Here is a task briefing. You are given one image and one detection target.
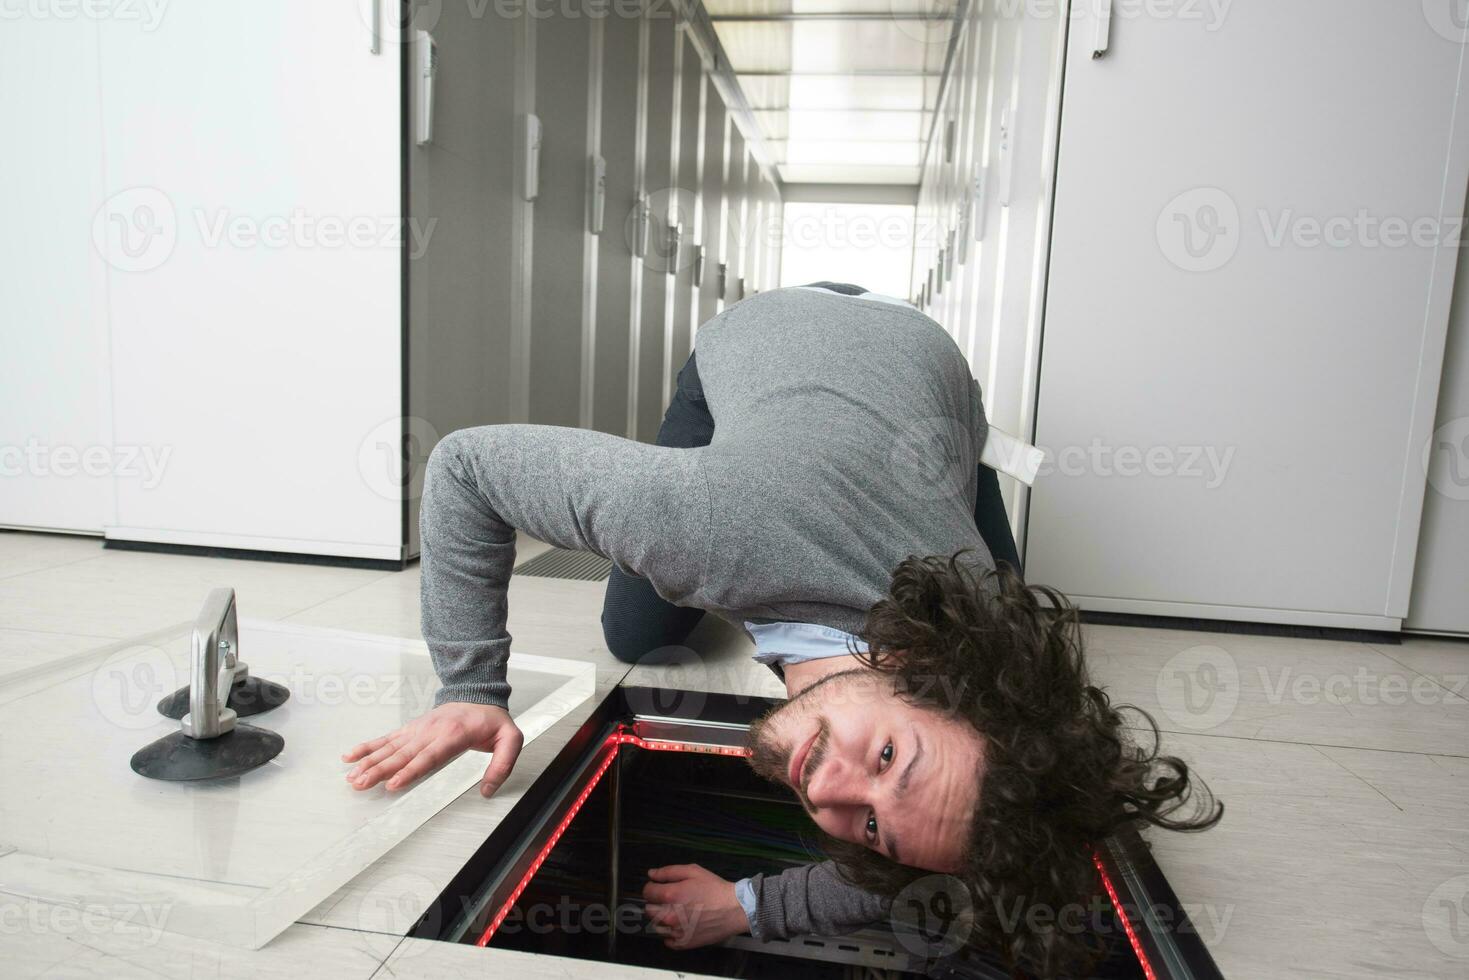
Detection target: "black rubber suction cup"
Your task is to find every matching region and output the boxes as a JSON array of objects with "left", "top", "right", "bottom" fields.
[
  {"left": 130, "top": 724, "right": 285, "bottom": 781},
  {"left": 157, "top": 675, "right": 291, "bottom": 720}
]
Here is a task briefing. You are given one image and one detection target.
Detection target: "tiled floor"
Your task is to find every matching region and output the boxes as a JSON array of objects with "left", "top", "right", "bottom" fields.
[{"left": 1, "top": 529, "right": 1466, "bottom": 979}]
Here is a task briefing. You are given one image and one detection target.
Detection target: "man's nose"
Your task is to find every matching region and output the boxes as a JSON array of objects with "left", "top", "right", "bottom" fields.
[{"left": 804, "top": 755, "right": 866, "bottom": 809}]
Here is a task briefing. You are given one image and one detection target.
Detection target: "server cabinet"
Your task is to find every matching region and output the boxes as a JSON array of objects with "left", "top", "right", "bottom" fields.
[
  {"left": 405, "top": 0, "right": 524, "bottom": 557},
  {"left": 528, "top": 11, "right": 601, "bottom": 429},
  {"left": 96, "top": 5, "right": 403, "bottom": 562},
  {"left": 697, "top": 96, "right": 729, "bottom": 326},
  {"left": 634, "top": 12, "right": 678, "bottom": 442},
  {"left": 667, "top": 31, "right": 705, "bottom": 397},
  {"left": 723, "top": 126, "right": 747, "bottom": 304},
  {"left": 591, "top": 7, "right": 644, "bottom": 438},
  {"left": 1027, "top": 4, "right": 1469, "bottom": 630},
  {"left": 1408, "top": 236, "right": 1469, "bottom": 634}
]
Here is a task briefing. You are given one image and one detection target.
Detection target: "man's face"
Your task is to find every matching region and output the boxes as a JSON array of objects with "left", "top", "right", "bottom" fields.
[{"left": 747, "top": 668, "right": 985, "bottom": 873}]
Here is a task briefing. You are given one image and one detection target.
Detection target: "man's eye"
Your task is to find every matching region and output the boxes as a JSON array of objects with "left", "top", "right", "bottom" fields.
[
  {"left": 879, "top": 741, "right": 894, "bottom": 770},
  {"left": 865, "top": 813, "right": 878, "bottom": 842}
]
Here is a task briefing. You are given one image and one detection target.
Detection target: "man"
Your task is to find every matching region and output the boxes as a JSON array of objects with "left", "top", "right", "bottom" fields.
[{"left": 343, "top": 283, "right": 1219, "bottom": 977}]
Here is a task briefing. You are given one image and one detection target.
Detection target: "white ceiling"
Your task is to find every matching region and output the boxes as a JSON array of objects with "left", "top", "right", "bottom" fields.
[{"left": 705, "top": 0, "right": 957, "bottom": 185}]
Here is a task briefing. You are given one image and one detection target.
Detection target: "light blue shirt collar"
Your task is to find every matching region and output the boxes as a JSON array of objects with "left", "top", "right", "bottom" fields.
[{"left": 744, "top": 620, "right": 869, "bottom": 666}]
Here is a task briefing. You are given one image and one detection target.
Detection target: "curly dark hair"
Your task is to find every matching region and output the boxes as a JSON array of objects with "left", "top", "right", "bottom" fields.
[{"left": 821, "top": 551, "right": 1222, "bottom": 978}]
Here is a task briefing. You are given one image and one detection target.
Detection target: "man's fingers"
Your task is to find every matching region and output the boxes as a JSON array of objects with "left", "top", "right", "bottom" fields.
[
  {"left": 478, "top": 726, "right": 524, "bottom": 798},
  {"left": 342, "top": 732, "right": 395, "bottom": 764},
  {"left": 646, "top": 864, "right": 700, "bottom": 882},
  {"left": 346, "top": 733, "right": 409, "bottom": 777},
  {"left": 384, "top": 739, "right": 458, "bottom": 792},
  {"left": 352, "top": 738, "right": 423, "bottom": 789},
  {"left": 642, "top": 882, "right": 672, "bottom": 904}
]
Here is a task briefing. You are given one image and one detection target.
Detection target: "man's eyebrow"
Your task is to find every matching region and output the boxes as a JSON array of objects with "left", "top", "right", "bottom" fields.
[
  {"left": 896, "top": 729, "right": 922, "bottom": 799},
  {"left": 884, "top": 730, "right": 923, "bottom": 864}
]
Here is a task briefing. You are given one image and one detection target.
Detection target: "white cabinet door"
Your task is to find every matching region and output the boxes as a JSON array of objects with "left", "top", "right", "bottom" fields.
[
  {"left": 94, "top": 4, "right": 403, "bottom": 560},
  {"left": 1028, "top": 2, "right": 1469, "bottom": 629},
  {"left": 1409, "top": 237, "right": 1469, "bottom": 634},
  {"left": 0, "top": 18, "right": 110, "bottom": 533}
]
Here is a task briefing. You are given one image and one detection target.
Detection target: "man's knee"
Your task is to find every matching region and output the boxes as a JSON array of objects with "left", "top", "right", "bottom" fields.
[{"left": 601, "top": 607, "right": 659, "bottom": 664}]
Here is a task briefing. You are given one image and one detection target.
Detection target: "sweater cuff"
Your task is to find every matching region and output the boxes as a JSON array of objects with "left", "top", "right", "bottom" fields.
[
  {"left": 433, "top": 680, "right": 511, "bottom": 711},
  {"left": 746, "top": 872, "right": 788, "bottom": 942}
]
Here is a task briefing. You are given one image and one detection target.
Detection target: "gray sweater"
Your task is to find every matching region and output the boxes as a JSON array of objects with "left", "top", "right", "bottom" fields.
[{"left": 420, "top": 286, "right": 994, "bottom": 940}]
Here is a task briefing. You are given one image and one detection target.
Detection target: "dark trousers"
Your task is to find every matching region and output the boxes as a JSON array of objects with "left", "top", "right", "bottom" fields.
[{"left": 600, "top": 295, "right": 1024, "bottom": 664}]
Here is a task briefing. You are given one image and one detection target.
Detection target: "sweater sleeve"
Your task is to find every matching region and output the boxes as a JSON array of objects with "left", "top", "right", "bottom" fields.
[
  {"left": 420, "top": 424, "right": 710, "bottom": 708},
  {"left": 746, "top": 861, "right": 891, "bottom": 941}
]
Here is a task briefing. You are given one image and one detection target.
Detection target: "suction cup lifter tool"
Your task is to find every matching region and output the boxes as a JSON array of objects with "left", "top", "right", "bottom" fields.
[
  {"left": 155, "top": 588, "right": 290, "bottom": 721},
  {"left": 130, "top": 588, "right": 288, "bottom": 781}
]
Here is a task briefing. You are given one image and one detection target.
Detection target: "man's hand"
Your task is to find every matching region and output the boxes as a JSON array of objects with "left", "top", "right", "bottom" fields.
[
  {"left": 342, "top": 702, "right": 524, "bottom": 797},
  {"left": 642, "top": 864, "right": 750, "bottom": 949}
]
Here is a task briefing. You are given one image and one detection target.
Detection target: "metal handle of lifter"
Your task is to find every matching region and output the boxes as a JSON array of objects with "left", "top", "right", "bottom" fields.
[{"left": 181, "top": 587, "right": 241, "bottom": 739}]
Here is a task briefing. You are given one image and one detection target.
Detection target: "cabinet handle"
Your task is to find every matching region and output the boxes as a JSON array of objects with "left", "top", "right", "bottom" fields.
[
  {"left": 1092, "top": 0, "right": 1112, "bottom": 58},
  {"left": 368, "top": 0, "right": 381, "bottom": 55}
]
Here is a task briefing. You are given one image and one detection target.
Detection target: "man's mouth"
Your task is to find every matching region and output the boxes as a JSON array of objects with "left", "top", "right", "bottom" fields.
[{"left": 787, "top": 728, "right": 818, "bottom": 791}]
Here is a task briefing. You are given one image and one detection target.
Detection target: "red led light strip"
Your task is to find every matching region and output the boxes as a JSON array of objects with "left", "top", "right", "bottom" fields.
[
  {"left": 1093, "top": 852, "right": 1158, "bottom": 980},
  {"left": 475, "top": 730, "right": 751, "bottom": 947}
]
